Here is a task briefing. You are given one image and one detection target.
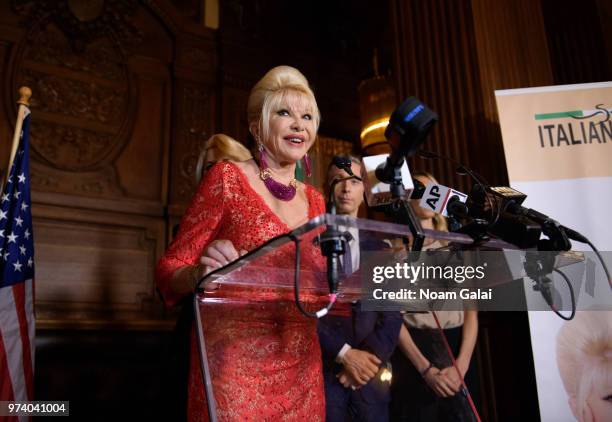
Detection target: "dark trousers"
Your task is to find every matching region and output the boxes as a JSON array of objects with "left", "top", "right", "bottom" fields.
[{"left": 324, "top": 370, "right": 390, "bottom": 422}]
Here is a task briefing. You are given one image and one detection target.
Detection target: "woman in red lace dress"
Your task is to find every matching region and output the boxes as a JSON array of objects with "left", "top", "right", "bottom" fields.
[{"left": 156, "top": 66, "right": 327, "bottom": 421}]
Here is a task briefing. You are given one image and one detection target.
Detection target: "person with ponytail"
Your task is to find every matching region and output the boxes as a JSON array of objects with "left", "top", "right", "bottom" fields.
[{"left": 390, "top": 171, "right": 480, "bottom": 422}]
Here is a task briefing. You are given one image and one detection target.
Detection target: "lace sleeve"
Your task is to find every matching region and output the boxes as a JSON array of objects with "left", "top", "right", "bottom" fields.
[{"left": 156, "top": 162, "right": 227, "bottom": 307}]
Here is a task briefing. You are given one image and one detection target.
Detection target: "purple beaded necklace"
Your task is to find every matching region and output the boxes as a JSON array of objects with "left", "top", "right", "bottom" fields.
[{"left": 258, "top": 145, "right": 297, "bottom": 201}]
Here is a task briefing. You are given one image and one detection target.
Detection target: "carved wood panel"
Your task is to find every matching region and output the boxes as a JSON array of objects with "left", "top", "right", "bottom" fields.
[
  {"left": 4, "top": 1, "right": 178, "bottom": 204},
  {"left": 168, "top": 80, "right": 216, "bottom": 213},
  {"left": 220, "top": 83, "right": 251, "bottom": 148},
  {"left": 9, "top": 21, "right": 135, "bottom": 197},
  {"left": 0, "top": 1, "right": 215, "bottom": 328},
  {"left": 33, "top": 204, "right": 166, "bottom": 327}
]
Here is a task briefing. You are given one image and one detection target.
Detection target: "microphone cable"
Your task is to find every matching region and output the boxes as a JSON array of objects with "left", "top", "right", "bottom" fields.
[
  {"left": 431, "top": 310, "right": 482, "bottom": 422},
  {"left": 290, "top": 234, "right": 337, "bottom": 319},
  {"left": 421, "top": 150, "right": 611, "bottom": 292},
  {"left": 547, "top": 268, "right": 576, "bottom": 321},
  {"left": 584, "top": 239, "right": 612, "bottom": 291}
]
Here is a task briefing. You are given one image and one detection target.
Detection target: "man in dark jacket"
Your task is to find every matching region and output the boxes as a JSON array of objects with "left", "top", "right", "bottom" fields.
[{"left": 318, "top": 155, "right": 403, "bottom": 422}]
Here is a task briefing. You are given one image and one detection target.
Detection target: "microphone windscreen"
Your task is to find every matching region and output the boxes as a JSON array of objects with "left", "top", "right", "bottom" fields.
[{"left": 384, "top": 97, "right": 438, "bottom": 157}]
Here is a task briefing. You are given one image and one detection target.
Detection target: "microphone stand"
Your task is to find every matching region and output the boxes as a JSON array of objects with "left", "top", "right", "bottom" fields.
[
  {"left": 378, "top": 163, "right": 425, "bottom": 252},
  {"left": 524, "top": 220, "right": 576, "bottom": 320}
]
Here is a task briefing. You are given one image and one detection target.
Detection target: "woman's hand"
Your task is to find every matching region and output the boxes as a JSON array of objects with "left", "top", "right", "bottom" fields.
[
  {"left": 423, "top": 367, "right": 461, "bottom": 398},
  {"left": 200, "top": 240, "right": 248, "bottom": 273},
  {"left": 190, "top": 240, "right": 247, "bottom": 292},
  {"left": 438, "top": 366, "right": 463, "bottom": 391}
]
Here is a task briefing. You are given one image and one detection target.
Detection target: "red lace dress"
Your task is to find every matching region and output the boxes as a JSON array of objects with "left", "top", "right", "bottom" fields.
[{"left": 156, "top": 161, "right": 327, "bottom": 421}]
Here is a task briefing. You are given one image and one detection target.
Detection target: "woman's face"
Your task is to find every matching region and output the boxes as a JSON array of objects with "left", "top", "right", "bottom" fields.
[
  {"left": 410, "top": 175, "right": 436, "bottom": 220},
  {"left": 261, "top": 92, "right": 316, "bottom": 165},
  {"left": 582, "top": 372, "right": 612, "bottom": 422}
]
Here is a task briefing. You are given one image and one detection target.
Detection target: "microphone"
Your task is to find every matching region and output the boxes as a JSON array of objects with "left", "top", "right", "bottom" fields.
[
  {"left": 375, "top": 97, "right": 438, "bottom": 184},
  {"left": 460, "top": 184, "right": 584, "bottom": 249},
  {"left": 320, "top": 156, "right": 359, "bottom": 294},
  {"left": 505, "top": 201, "right": 588, "bottom": 244},
  {"left": 409, "top": 178, "right": 426, "bottom": 199},
  {"left": 327, "top": 156, "right": 362, "bottom": 213},
  {"left": 481, "top": 185, "right": 586, "bottom": 244},
  {"left": 360, "top": 97, "right": 438, "bottom": 251},
  {"left": 332, "top": 156, "right": 356, "bottom": 178}
]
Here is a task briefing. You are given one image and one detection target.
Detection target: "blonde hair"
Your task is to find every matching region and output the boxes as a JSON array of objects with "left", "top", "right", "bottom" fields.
[
  {"left": 247, "top": 66, "right": 320, "bottom": 143},
  {"left": 412, "top": 171, "right": 449, "bottom": 232},
  {"left": 557, "top": 310, "right": 612, "bottom": 420},
  {"left": 195, "top": 134, "right": 252, "bottom": 184}
]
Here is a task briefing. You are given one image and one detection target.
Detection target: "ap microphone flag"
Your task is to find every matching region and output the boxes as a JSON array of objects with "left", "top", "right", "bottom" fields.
[{"left": 419, "top": 182, "right": 468, "bottom": 217}]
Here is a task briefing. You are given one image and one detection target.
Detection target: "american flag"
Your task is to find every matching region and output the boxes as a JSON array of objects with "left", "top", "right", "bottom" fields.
[{"left": 0, "top": 107, "right": 35, "bottom": 405}]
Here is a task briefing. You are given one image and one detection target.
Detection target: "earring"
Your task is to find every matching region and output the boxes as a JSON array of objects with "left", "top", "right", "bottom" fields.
[
  {"left": 258, "top": 143, "right": 268, "bottom": 169},
  {"left": 303, "top": 153, "right": 312, "bottom": 177}
]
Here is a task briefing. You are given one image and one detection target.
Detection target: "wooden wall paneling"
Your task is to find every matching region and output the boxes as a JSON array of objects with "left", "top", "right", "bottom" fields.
[
  {"left": 596, "top": 0, "right": 612, "bottom": 74},
  {"left": 2, "top": 2, "right": 175, "bottom": 208},
  {"left": 541, "top": 0, "right": 611, "bottom": 85},
  {"left": 220, "top": 84, "right": 250, "bottom": 147},
  {"left": 146, "top": 0, "right": 215, "bottom": 39},
  {"left": 216, "top": 0, "right": 365, "bottom": 149},
  {"left": 471, "top": 0, "right": 554, "bottom": 186},
  {"left": 219, "top": 69, "right": 254, "bottom": 148},
  {"left": 0, "top": 1, "right": 220, "bottom": 327},
  {"left": 33, "top": 202, "right": 167, "bottom": 329},
  {"left": 119, "top": 55, "right": 172, "bottom": 204},
  {"left": 113, "top": 3, "right": 174, "bottom": 206},
  {"left": 166, "top": 78, "right": 217, "bottom": 217},
  {"left": 308, "top": 61, "right": 362, "bottom": 143},
  {"left": 31, "top": 190, "right": 164, "bottom": 217},
  {"left": 391, "top": 0, "right": 488, "bottom": 192},
  {"left": 0, "top": 5, "right": 25, "bottom": 169},
  {"left": 390, "top": 1, "right": 554, "bottom": 420},
  {"left": 12, "top": 21, "right": 135, "bottom": 198},
  {"left": 0, "top": 34, "right": 19, "bottom": 171},
  {"left": 217, "top": 7, "right": 270, "bottom": 146},
  {"left": 168, "top": 32, "right": 217, "bottom": 219},
  {"left": 143, "top": 2, "right": 219, "bottom": 241}
]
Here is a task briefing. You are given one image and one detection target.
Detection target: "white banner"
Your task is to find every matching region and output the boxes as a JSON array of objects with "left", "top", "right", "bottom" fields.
[{"left": 495, "top": 82, "right": 612, "bottom": 422}]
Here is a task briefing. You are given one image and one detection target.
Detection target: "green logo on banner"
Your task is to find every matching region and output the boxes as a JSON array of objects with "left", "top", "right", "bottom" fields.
[{"left": 535, "top": 104, "right": 612, "bottom": 148}]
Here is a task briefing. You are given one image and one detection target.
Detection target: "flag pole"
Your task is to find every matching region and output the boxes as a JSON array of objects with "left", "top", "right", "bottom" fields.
[{"left": 1, "top": 86, "right": 31, "bottom": 191}]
